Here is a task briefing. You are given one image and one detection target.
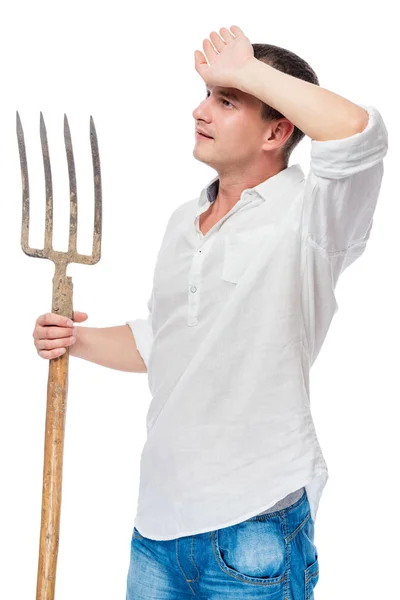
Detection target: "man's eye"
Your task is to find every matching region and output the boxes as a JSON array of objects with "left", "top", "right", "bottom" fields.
[{"left": 205, "top": 91, "right": 232, "bottom": 106}]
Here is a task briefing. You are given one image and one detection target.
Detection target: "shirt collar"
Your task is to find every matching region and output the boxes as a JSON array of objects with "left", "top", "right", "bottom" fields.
[{"left": 198, "top": 163, "right": 305, "bottom": 207}]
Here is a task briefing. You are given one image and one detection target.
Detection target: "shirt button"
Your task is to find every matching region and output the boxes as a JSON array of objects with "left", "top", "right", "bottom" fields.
[{"left": 190, "top": 285, "right": 197, "bottom": 293}]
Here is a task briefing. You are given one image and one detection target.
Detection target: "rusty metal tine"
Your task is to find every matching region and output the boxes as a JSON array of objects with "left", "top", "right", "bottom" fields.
[
  {"left": 89, "top": 116, "right": 102, "bottom": 264},
  {"left": 16, "top": 112, "right": 47, "bottom": 259},
  {"left": 63, "top": 114, "right": 78, "bottom": 255},
  {"left": 16, "top": 111, "right": 30, "bottom": 255},
  {"left": 39, "top": 112, "right": 54, "bottom": 254}
]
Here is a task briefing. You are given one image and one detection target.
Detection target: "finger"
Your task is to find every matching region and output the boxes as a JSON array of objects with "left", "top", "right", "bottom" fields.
[
  {"left": 36, "top": 335, "right": 76, "bottom": 353},
  {"left": 229, "top": 25, "right": 245, "bottom": 37},
  {"left": 219, "top": 27, "right": 235, "bottom": 42},
  {"left": 72, "top": 311, "right": 88, "bottom": 322},
  {"left": 203, "top": 38, "right": 218, "bottom": 62},
  {"left": 37, "top": 312, "right": 74, "bottom": 329},
  {"left": 194, "top": 49, "right": 207, "bottom": 73},
  {"left": 209, "top": 31, "right": 226, "bottom": 52},
  {"left": 37, "top": 325, "right": 75, "bottom": 340},
  {"left": 38, "top": 347, "right": 67, "bottom": 360}
]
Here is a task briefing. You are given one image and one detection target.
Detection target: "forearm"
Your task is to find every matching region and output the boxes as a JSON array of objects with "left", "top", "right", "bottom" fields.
[
  {"left": 238, "top": 58, "right": 369, "bottom": 141},
  {"left": 70, "top": 324, "right": 147, "bottom": 373}
]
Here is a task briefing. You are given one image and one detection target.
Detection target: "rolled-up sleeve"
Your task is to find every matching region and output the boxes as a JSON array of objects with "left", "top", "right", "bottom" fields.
[
  {"left": 126, "top": 291, "right": 153, "bottom": 369},
  {"left": 303, "top": 104, "right": 389, "bottom": 273}
]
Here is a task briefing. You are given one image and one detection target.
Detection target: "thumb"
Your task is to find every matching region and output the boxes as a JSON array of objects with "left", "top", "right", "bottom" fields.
[
  {"left": 72, "top": 311, "right": 88, "bottom": 323},
  {"left": 194, "top": 50, "right": 206, "bottom": 75}
]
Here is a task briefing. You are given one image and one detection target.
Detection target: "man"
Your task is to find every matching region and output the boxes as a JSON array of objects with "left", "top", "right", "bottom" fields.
[{"left": 33, "top": 25, "right": 388, "bottom": 599}]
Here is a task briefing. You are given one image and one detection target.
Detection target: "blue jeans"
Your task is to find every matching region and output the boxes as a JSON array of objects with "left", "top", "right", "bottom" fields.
[{"left": 126, "top": 489, "right": 319, "bottom": 599}]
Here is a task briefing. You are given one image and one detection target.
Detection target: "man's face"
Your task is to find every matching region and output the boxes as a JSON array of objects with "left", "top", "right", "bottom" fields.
[{"left": 192, "top": 84, "right": 270, "bottom": 170}]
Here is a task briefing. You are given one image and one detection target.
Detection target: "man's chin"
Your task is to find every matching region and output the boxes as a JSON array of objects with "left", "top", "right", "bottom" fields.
[{"left": 192, "top": 147, "right": 213, "bottom": 165}]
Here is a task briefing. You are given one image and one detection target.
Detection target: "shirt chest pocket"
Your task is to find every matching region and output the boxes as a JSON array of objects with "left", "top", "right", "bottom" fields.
[{"left": 221, "top": 224, "right": 276, "bottom": 284}]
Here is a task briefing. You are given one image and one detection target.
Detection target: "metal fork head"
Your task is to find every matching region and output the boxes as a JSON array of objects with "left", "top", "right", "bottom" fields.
[{"left": 16, "top": 111, "right": 102, "bottom": 275}]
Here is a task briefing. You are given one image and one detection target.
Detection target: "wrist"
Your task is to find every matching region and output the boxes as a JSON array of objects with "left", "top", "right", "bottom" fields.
[
  {"left": 236, "top": 57, "right": 264, "bottom": 95},
  {"left": 70, "top": 325, "right": 82, "bottom": 357}
]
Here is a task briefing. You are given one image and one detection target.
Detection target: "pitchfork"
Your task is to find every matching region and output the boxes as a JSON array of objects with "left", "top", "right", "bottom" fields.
[{"left": 16, "top": 111, "right": 102, "bottom": 600}]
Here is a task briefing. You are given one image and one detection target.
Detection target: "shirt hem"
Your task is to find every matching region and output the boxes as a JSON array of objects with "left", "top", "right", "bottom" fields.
[{"left": 134, "top": 467, "right": 328, "bottom": 541}]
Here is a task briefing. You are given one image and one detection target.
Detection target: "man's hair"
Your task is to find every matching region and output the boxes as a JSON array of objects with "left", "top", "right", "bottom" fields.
[{"left": 252, "top": 43, "right": 319, "bottom": 166}]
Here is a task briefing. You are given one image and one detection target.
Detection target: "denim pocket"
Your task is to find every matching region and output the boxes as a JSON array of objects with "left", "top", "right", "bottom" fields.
[
  {"left": 301, "top": 512, "right": 319, "bottom": 599},
  {"left": 212, "top": 514, "right": 287, "bottom": 586},
  {"left": 304, "top": 554, "right": 319, "bottom": 599}
]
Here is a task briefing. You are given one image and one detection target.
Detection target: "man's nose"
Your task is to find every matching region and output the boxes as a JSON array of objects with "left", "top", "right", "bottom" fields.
[{"left": 192, "top": 98, "right": 210, "bottom": 121}]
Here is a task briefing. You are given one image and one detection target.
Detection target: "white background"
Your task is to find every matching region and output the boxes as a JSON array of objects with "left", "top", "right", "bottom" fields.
[{"left": 0, "top": 1, "right": 397, "bottom": 598}]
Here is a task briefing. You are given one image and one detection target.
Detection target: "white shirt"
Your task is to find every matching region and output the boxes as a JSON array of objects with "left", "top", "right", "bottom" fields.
[{"left": 127, "top": 103, "right": 388, "bottom": 541}]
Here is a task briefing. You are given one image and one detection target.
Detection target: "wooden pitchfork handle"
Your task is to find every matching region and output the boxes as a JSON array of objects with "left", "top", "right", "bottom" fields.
[{"left": 16, "top": 111, "right": 102, "bottom": 600}]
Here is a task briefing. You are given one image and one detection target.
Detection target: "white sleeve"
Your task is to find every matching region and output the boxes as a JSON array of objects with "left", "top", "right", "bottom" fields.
[
  {"left": 303, "top": 103, "right": 389, "bottom": 284},
  {"left": 126, "top": 291, "right": 154, "bottom": 369}
]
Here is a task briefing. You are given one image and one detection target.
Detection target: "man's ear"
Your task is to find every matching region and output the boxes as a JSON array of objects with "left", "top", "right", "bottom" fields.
[{"left": 261, "top": 118, "right": 294, "bottom": 152}]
